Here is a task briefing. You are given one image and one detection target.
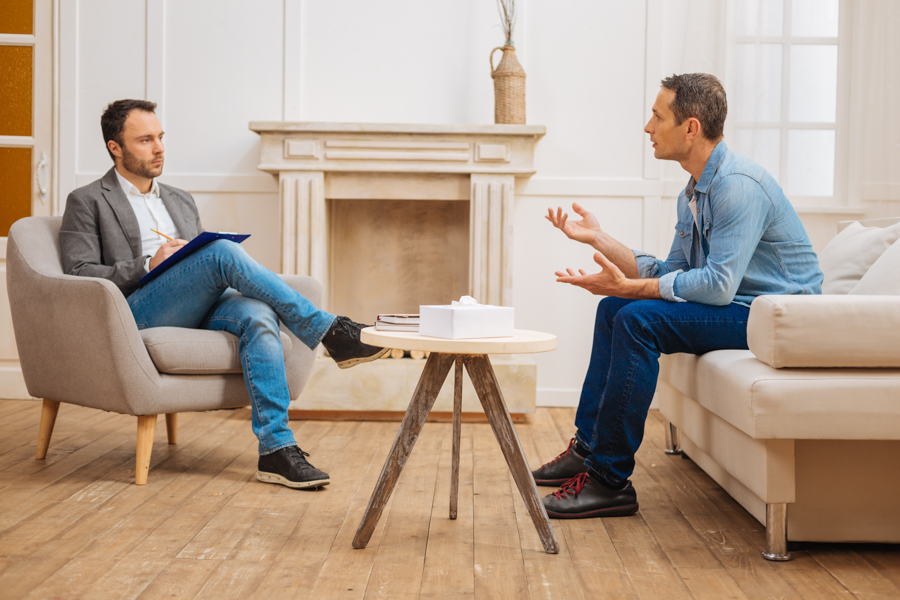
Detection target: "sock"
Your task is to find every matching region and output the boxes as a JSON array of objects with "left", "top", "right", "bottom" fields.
[
  {"left": 587, "top": 466, "right": 627, "bottom": 490},
  {"left": 574, "top": 441, "right": 591, "bottom": 458}
]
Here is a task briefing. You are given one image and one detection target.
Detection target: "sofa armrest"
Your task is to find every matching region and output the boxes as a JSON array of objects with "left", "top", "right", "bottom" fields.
[{"left": 747, "top": 295, "right": 900, "bottom": 368}]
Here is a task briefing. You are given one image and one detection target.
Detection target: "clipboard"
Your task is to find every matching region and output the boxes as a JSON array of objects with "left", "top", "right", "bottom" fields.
[{"left": 139, "top": 231, "right": 251, "bottom": 284}]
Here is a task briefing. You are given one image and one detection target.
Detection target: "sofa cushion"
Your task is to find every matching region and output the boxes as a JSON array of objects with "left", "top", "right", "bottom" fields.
[
  {"left": 141, "top": 327, "right": 292, "bottom": 374},
  {"left": 659, "top": 351, "right": 900, "bottom": 440},
  {"left": 818, "top": 220, "right": 900, "bottom": 294},
  {"left": 850, "top": 238, "right": 900, "bottom": 295}
]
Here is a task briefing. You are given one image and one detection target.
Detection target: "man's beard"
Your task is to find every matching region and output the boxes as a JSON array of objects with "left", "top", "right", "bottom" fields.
[{"left": 121, "top": 145, "right": 163, "bottom": 179}]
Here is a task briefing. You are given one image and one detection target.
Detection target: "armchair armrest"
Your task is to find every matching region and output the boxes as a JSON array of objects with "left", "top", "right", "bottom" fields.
[
  {"left": 277, "top": 274, "right": 324, "bottom": 399},
  {"left": 9, "top": 271, "right": 161, "bottom": 410},
  {"left": 747, "top": 295, "right": 900, "bottom": 368}
]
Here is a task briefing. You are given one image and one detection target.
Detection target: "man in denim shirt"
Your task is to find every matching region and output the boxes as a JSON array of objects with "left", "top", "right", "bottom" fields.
[{"left": 532, "top": 73, "right": 823, "bottom": 519}]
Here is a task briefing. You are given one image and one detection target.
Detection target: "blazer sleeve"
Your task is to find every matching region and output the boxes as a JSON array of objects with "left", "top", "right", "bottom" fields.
[{"left": 59, "top": 190, "right": 147, "bottom": 294}]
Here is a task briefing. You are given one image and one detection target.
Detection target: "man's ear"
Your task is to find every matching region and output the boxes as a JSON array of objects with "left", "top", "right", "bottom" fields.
[
  {"left": 685, "top": 117, "right": 703, "bottom": 142},
  {"left": 107, "top": 139, "right": 122, "bottom": 160}
]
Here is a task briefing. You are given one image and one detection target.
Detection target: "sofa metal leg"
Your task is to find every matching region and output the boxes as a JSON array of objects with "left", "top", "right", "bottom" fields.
[
  {"left": 664, "top": 421, "right": 682, "bottom": 455},
  {"left": 762, "top": 503, "right": 792, "bottom": 561}
]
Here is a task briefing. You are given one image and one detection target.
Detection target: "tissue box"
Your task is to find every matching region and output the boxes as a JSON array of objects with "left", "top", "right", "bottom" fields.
[{"left": 419, "top": 304, "right": 515, "bottom": 339}]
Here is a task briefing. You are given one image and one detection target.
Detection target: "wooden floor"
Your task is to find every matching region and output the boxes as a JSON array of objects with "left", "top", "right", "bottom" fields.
[{"left": 0, "top": 401, "right": 899, "bottom": 600}]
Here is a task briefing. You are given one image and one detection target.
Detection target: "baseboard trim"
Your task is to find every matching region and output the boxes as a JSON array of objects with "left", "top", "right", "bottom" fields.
[{"left": 288, "top": 409, "right": 526, "bottom": 423}]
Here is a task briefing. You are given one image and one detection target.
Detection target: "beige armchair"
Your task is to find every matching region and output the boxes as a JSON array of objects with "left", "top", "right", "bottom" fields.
[{"left": 6, "top": 216, "right": 320, "bottom": 484}]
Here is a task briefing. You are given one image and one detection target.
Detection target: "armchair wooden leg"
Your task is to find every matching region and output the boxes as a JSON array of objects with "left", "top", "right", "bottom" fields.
[
  {"left": 36, "top": 399, "right": 60, "bottom": 460},
  {"left": 135, "top": 415, "right": 158, "bottom": 485},
  {"left": 165, "top": 413, "right": 177, "bottom": 444}
]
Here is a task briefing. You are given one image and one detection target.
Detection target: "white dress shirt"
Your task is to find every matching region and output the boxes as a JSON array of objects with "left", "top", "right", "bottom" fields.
[{"left": 115, "top": 169, "right": 181, "bottom": 272}]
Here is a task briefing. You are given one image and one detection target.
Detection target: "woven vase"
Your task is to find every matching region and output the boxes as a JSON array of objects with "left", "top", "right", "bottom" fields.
[{"left": 491, "top": 44, "right": 526, "bottom": 124}]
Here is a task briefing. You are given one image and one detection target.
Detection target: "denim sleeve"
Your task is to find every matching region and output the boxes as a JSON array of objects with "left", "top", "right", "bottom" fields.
[
  {"left": 632, "top": 221, "right": 690, "bottom": 279},
  {"left": 671, "top": 175, "right": 771, "bottom": 306}
]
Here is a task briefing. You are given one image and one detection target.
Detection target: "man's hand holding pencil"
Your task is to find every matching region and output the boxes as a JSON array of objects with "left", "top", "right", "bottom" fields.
[{"left": 149, "top": 228, "right": 188, "bottom": 271}]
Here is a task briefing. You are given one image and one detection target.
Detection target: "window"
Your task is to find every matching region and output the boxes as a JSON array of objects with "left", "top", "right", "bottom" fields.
[{"left": 729, "top": 0, "right": 847, "bottom": 207}]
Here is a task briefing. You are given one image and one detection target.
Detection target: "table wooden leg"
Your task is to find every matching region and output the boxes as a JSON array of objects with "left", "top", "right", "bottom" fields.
[
  {"left": 353, "top": 352, "right": 456, "bottom": 549},
  {"left": 450, "top": 358, "right": 463, "bottom": 520},
  {"left": 464, "top": 354, "right": 559, "bottom": 554}
]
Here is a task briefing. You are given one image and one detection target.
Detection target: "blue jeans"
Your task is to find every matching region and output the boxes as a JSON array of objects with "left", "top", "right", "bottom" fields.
[
  {"left": 127, "top": 240, "right": 336, "bottom": 455},
  {"left": 574, "top": 297, "right": 750, "bottom": 484}
]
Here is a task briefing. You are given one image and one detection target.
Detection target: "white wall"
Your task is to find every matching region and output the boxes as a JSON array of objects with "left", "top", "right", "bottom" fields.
[{"left": 55, "top": 0, "right": 899, "bottom": 407}]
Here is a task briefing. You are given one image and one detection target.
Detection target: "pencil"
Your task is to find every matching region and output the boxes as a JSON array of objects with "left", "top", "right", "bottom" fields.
[{"left": 151, "top": 228, "right": 174, "bottom": 241}]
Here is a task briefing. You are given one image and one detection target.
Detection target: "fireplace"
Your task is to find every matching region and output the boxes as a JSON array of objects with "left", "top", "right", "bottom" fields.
[{"left": 250, "top": 122, "right": 545, "bottom": 418}]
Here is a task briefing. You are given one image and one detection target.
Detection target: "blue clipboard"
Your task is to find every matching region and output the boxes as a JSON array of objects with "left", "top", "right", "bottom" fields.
[{"left": 139, "top": 231, "right": 251, "bottom": 284}]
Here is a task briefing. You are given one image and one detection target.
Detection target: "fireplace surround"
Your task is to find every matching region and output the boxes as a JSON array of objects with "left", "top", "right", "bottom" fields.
[{"left": 250, "top": 122, "right": 545, "bottom": 418}]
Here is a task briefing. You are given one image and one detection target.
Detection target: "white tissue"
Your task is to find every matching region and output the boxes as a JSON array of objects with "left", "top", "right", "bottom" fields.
[{"left": 451, "top": 295, "right": 479, "bottom": 306}]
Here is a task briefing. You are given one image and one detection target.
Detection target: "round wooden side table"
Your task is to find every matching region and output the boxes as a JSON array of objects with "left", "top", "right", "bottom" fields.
[{"left": 352, "top": 328, "right": 560, "bottom": 554}]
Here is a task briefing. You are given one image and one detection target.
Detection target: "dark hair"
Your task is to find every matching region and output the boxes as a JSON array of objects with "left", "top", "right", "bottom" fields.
[
  {"left": 660, "top": 73, "right": 727, "bottom": 141},
  {"left": 101, "top": 99, "right": 157, "bottom": 161}
]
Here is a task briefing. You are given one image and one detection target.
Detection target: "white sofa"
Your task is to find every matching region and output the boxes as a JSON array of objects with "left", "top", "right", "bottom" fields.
[{"left": 657, "top": 217, "right": 900, "bottom": 561}]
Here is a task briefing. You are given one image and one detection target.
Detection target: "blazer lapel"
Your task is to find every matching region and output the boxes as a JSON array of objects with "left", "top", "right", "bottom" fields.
[
  {"left": 159, "top": 185, "right": 195, "bottom": 240},
  {"left": 100, "top": 167, "right": 142, "bottom": 259}
]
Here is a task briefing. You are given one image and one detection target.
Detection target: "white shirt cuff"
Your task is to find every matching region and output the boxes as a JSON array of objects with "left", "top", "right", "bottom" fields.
[{"left": 144, "top": 256, "right": 152, "bottom": 273}]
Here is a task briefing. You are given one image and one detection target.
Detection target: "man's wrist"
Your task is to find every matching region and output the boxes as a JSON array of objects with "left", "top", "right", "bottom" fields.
[{"left": 623, "top": 277, "right": 662, "bottom": 300}]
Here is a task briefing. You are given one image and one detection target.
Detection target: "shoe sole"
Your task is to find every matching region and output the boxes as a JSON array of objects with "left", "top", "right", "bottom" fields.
[
  {"left": 335, "top": 347, "right": 391, "bottom": 369},
  {"left": 256, "top": 471, "right": 331, "bottom": 489},
  {"left": 546, "top": 503, "right": 639, "bottom": 519}
]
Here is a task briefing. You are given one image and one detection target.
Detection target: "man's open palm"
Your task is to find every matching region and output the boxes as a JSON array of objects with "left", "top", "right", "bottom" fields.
[{"left": 545, "top": 202, "right": 602, "bottom": 246}]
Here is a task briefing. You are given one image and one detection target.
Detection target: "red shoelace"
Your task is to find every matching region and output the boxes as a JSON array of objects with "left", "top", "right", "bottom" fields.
[
  {"left": 552, "top": 472, "right": 591, "bottom": 500},
  {"left": 540, "top": 437, "right": 577, "bottom": 469}
]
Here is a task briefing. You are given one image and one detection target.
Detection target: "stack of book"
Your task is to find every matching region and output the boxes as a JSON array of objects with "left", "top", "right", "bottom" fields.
[{"left": 375, "top": 314, "right": 420, "bottom": 332}]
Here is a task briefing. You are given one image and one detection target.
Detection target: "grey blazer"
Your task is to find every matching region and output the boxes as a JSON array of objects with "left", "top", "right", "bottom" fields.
[{"left": 60, "top": 167, "right": 203, "bottom": 297}]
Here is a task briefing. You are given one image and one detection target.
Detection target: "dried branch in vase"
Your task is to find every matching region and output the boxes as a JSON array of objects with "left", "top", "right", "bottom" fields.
[{"left": 496, "top": 0, "right": 516, "bottom": 44}]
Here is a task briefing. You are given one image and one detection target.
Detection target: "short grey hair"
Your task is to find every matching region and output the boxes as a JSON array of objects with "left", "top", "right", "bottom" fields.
[{"left": 660, "top": 73, "right": 727, "bottom": 141}]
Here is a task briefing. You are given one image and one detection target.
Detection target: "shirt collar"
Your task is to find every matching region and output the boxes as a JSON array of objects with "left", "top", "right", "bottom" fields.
[
  {"left": 692, "top": 140, "right": 728, "bottom": 195},
  {"left": 115, "top": 168, "right": 159, "bottom": 198}
]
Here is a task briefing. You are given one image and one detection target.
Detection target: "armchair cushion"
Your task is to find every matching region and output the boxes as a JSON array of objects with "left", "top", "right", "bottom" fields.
[
  {"left": 141, "top": 327, "right": 292, "bottom": 374},
  {"left": 747, "top": 295, "right": 900, "bottom": 368}
]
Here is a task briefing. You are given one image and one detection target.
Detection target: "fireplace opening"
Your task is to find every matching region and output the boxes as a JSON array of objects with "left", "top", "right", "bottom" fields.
[{"left": 328, "top": 199, "right": 470, "bottom": 325}]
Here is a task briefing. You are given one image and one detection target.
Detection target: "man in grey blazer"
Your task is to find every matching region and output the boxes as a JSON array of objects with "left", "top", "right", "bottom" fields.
[{"left": 60, "top": 99, "right": 388, "bottom": 489}]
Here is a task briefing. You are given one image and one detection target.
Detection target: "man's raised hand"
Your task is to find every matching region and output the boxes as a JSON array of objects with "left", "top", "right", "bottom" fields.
[
  {"left": 545, "top": 202, "right": 603, "bottom": 246},
  {"left": 149, "top": 238, "right": 188, "bottom": 271},
  {"left": 554, "top": 251, "right": 627, "bottom": 296}
]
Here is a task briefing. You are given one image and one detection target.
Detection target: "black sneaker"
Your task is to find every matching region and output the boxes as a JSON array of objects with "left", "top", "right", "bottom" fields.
[
  {"left": 257, "top": 446, "right": 331, "bottom": 489},
  {"left": 542, "top": 472, "right": 639, "bottom": 519},
  {"left": 532, "top": 437, "right": 589, "bottom": 486},
  {"left": 321, "top": 316, "right": 389, "bottom": 369}
]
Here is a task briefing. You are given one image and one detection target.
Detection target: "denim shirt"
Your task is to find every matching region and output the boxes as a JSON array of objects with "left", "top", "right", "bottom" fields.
[{"left": 634, "top": 141, "right": 823, "bottom": 307}]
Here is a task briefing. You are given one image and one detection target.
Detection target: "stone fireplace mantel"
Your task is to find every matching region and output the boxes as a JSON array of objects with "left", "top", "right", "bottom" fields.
[{"left": 249, "top": 122, "right": 546, "bottom": 418}]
